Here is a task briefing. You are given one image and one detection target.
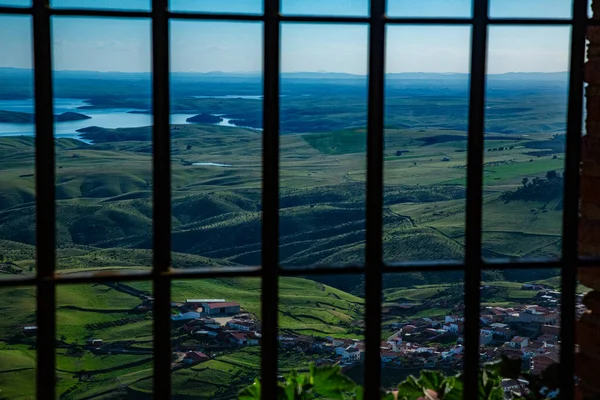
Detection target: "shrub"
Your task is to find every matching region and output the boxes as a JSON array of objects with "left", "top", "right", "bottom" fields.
[
  {"left": 238, "top": 358, "right": 560, "bottom": 400},
  {"left": 500, "top": 171, "right": 563, "bottom": 203}
]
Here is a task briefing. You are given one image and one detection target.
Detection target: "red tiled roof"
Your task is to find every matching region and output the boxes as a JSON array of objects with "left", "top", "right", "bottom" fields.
[
  {"left": 187, "top": 351, "right": 208, "bottom": 359},
  {"left": 230, "top": 332, "right": 247, "bottom": 341},
  {"left": 542, "top": 325, "right": 560, "bottom": 335}
]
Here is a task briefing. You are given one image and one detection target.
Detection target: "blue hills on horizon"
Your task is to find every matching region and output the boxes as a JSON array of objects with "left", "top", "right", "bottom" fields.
[{"left": 0, "top": 67, "right": 569, "bottom": 81}]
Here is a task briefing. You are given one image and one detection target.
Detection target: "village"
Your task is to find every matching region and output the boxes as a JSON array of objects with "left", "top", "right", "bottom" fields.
[
  {"left": 158, "top": 285, "right": 582, "bottom": 380},
  {"left": 17, "top": 285, "right": 584, "bottom": 393}
]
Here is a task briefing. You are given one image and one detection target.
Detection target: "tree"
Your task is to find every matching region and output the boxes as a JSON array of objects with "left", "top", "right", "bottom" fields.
[
  {"left": 522, "top": 178, "right": 529, "bottom": 187},
  {"left": 546, "top": 170, "right": 558, "bottom": 180}
]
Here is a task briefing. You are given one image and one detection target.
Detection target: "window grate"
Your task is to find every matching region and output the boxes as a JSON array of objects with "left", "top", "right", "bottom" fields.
[
  {"left": 364, "top": 0, "right": 385, "bottom": 397},
  {"left": 560, "top": 1, "right": 588, "bottom": 399},
  {"left": 464, "top": 0, "right": 489, "bottom": 394},
  {"left": 0, "top": 0, "right": 590, "bottom": 399}
]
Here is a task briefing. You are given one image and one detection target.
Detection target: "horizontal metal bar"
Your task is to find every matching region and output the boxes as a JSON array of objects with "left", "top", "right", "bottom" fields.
[
  {"left": 1, "top": 257, "right": 595, "bottom": 288},
  {"left": 169, "top": 11, "right": 262, "bottom": 21},
  {"left": 278, "top": 14, "right": 370, "bottom": 23},
  {"left": 2, "top": 5, "right": 596, "bottom": 26},
  {"left": 49, "top": 7, "right": 151, "bottom": 18},
  {"left": 486, "top": 17, "right": 575, "bottom": 25},
  {"left": 0, "top": 5, "right": 32, "bottom": 14},
  {"left": 482, "top": 258, "right": 565, "bottom": 270},
  {"left": 387, "top": 17, "right": 579, "bottom": 26},
  {"left": 0, "top": 276, "right": 37, "bottom": 286}
]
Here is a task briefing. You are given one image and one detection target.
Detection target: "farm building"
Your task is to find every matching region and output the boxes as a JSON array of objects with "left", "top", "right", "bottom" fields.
[
  {"left": 22, "top": 326, "right": 37, "bottom": 335},
  {"left": 171, "top": 311, "right": 201, "bottom": 321},
  {"left": 185, "top": 351, "right": 209, "bottom": 364},
  {"left": 204, "top": 301, "right": 241, "bottom": 315},
  {"left": 186, "top": 299, "right": 226, "bottom": 307}
]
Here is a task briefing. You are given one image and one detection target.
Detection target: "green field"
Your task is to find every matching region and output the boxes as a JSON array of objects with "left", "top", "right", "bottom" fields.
[
  {"left": 0, "top": 88, "right": 569, "bottom": 398},
  {"left": 0, "top": 123, "right": 565, "bottom": 274}
]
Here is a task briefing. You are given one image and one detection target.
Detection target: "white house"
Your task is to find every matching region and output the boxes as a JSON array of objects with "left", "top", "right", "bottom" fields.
[
  {"left": 193, "top": 330, "right": 218, "bottom": 338},
  {"left": 501, "top": 379, "right": 528, "bottom": 395},
  {"left": 445, "top": 315, "right": 463, "bottom": 323},
  {"left": 171, "top": 312, "right": 201, "bottom": 321},
  {"left": 381, "top": 351, "right": 399, "bottom": 363},
  {"left": 246, "top": 333, "right": 260, "bottom": 346},
  {"left": 521, "top": 346, "right": 542, "bottom": 359},
  {"left": 229, "top": 332, "right": 247, "bottom": 345},
  {"left": 480, "top": 328, "right": 494, "bottom": 336},
  {"left": 443, "top": 322, "right": 462, "bottom": 335},
  {"left": 480, "top": 333, "right": 493, "bottom": 346},
  {"left": 226, "top": 320, "right": 254, "bottom": 331},
  {"left": 327, "top": 337, "right": 345, "bottom": 347},
  {"left": 510, "top": 336, "right": 529, "bottom": 349},
  {"left": 341, "top": 346, "right": 361, "bottom": 363}
]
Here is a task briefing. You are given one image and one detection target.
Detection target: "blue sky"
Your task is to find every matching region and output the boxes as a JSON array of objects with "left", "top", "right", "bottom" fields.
[{"left": 0, "top": 0, "right": 576, "bottom": 74}]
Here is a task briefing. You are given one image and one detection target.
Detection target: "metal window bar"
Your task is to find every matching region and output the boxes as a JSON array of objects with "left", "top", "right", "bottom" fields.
[
  {"left": 364, "top": 0, "right": 386, "bottom": 398},
  {"left": 464, "top": 0, "right": 489, "bottom": 396},
  {"left": 151, "top": 0, "right": 172, "bottom": 398},
  {"left": 0, "top": 0, "right": 587, "bottom": 399},
  {"left": 32, "top": 0, "right": 56, "bottom": 398},
  {"left": 561, "top": 1, "right": 588, "bottom": 399},
  {"left": 261, "top": 0, "right": 281, "bottom": 398}
]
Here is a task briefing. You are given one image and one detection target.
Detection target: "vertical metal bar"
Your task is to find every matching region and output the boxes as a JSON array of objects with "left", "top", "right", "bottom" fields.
[
  {"left": 151, "top": 0, "right": 172, "bottom": 398},
  {"left": 261, "top": 0, "right": 280, "bottom": 399},
  {"left": 560, "top": 1, "right": 587, "bottom": 398},
  {"left": 32, "top": 0, "right": 56, "bottom": 399},
  {"left": 364, "top": 0, "right": 386, "bottom": 397},
  {"left": 464, "top": 0, "right": 489, "bottom": 397}
]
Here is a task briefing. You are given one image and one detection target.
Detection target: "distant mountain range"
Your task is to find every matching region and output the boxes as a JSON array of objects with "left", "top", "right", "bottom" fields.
[{"left": 0, "top": 67, "right": 569, "bottom": 81}]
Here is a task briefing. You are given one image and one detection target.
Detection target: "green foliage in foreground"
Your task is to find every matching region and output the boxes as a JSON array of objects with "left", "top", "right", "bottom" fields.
[{"left": 238, "top": 358, "right": 561, "bottom": 400}]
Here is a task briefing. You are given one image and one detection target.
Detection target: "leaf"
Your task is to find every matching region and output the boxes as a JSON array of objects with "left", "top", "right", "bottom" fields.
[
  {"left": 419, "top": 370, "right": 445, "bottom": 391},
  {"left": 310, "top": 364, "right": 356, "bottom": 399},
  {"left": 352, "top": 386, "right": 364, "bottom": 400},
  {"left": 397, "top": 375, "right": 425, "bottom": 399},
  {"left": 281, "top": 382, "right": 296, "bottom": 400},
  {"left": 439, "top": 376, "right": 463, "bottom": 400},
  {"left": 479, "top": 370, "right": 504, "bottom": 400},
  {"left": 484, "top": 360, "right": 503, "bottom": 376},
  {"left": 238, "top": 379, "right": 261, "bottom": 400},
  {"left": 379, "top": 390, "right": 395, "bottom": 400}
]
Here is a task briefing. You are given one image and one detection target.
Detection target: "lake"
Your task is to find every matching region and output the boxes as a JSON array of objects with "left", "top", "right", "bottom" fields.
[
  {"left": 193, "top": 95, "right": 263, "bottom": 100},
  {"left": 192, "top": 162, "right": 232, "bottom": 167},
  {"left": 0, "top": 98, "right": 247, "bottom": 140}
]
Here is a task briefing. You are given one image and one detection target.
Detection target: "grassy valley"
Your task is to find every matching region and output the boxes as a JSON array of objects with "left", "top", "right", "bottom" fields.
[{"left": 0, "top": 72, "right": 569, "bottom": 398}]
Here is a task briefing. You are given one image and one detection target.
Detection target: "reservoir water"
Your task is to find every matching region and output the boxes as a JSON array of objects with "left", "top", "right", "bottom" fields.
[
  {"left": 193, "top": 95, "right": 263, "bottom": 100},
  {"left": 0, "top": 98, "right": 246, "bottom": 140},
  {"left": 192, "top": 162, "right": 232, "bottom": 167}
]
